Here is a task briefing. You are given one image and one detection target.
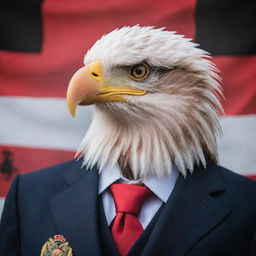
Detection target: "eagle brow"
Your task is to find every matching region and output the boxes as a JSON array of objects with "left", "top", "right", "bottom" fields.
[
  {"left": 151, "top": 65, "right": 176, "bottom": 75},
  {"left": 114, "top": 61, "right": 147, "bottom": 70}
]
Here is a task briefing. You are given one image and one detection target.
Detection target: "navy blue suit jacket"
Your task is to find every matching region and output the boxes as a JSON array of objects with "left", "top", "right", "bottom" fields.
[{"left": 0, "top": 159, "right": 256, "bottom": 256}]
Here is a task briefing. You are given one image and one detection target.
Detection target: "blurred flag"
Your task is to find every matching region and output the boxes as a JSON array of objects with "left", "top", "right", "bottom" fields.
[{"left": 0, "top": 0, "right": 255, "bottom": 215}]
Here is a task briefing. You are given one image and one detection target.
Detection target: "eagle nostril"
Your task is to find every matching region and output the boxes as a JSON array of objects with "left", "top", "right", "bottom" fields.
[{"left": 92, "top": 72, "right": 99, "bottom": 77}]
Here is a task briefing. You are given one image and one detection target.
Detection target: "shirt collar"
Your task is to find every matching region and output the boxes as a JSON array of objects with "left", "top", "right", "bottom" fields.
[{"left": 98, "top": 163, "right": 179, "bottom": 203}]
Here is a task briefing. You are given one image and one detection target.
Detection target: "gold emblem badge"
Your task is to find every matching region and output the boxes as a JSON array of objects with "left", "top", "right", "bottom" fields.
[{"left": 40, "top": 234, "right": 73, "bottom": 256}]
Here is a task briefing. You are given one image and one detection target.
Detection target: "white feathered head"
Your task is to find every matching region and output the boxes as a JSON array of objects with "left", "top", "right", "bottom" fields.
[{"left": 67, "top": 26, "right": 223, "bottom": 178}]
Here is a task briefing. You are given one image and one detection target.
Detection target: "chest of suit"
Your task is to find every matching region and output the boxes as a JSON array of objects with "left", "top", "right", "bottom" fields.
[{"left": 4, "top": 160, "right": 254, "bottom": 256}]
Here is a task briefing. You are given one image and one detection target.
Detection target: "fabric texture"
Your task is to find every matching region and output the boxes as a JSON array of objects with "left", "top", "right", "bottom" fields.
[
  {"left": 109, "top": 184, "right": 153, "bottom": 256},
  {"left": 98, "top": 196, "right": 164, "bottom": 256}
]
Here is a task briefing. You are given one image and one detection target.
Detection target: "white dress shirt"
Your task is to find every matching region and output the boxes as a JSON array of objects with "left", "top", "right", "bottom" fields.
[{"left": 98, "top": 163, "right": 179, "bottom": 229}]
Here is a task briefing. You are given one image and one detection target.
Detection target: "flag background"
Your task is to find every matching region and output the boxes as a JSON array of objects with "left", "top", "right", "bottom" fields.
[{"left": 0, "top": 0, "right": 255, "bottom": 216}]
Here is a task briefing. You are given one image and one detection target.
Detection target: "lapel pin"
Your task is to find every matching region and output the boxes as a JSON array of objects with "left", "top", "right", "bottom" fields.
[{"left": 40, "top": 234, "right": 73, "bottom": 256}]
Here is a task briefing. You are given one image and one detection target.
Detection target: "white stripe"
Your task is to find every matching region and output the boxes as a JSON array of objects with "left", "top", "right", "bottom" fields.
[
  {"left": 219, "top": 115, "right": 256, "bottom": 175},
  {"left": 0, "top": 96, "right": 92, "bottom": 150},
  {"left": 0, "top": 198, "right": 5, "bottom": 220},
  {"left": 0, "top": 97, "right": 255, "bottom": 174}
]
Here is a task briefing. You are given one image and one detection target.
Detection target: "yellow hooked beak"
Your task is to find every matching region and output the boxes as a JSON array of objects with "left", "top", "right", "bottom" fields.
[{"left": 66, "top": 60, "right": 146, "bottom": 116}]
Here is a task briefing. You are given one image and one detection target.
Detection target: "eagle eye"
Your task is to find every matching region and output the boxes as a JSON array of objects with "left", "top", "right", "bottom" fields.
[{"left": 129, "top": 64, "right": 149, "bottom": 81}]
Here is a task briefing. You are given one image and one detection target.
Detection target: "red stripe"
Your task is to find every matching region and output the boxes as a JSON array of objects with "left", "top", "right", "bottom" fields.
[
  {"left": 246, "top": 175, "right": 256, "bottom": 180},
  {"left": 0, "top": 145, "right": 75, "bottom": 197},
  {"left": 0, "top": 0, "right": 195, "bottom": 98},
  {"left": 212, "top": 56, "right": 256, "bottom": 115}
]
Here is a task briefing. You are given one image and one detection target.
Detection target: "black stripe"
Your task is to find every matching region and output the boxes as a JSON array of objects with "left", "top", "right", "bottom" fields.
[
  {"left": 0, "top": 0, "right": 43, "bottom": 52},
  {"left": 195, "top": 0, "right": 256, "bottom": 55}
]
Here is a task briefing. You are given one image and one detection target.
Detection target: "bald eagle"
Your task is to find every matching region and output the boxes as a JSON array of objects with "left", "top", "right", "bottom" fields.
[{"left": 67, "top": 25, "right": 223, "bottom": 179}]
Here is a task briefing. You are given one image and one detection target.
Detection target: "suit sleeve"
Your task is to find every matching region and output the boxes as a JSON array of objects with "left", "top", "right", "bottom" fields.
[{"left": 0, "top": 176, "right": 20, "bottom": 256}]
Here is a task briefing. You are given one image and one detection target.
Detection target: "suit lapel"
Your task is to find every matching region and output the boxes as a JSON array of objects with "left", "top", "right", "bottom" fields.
[
  {"left": 142, "top": 161, "right": 231, "bottom": 256},
  {"left": 50, "top": 160, "right": 101, "bottom": 256}
]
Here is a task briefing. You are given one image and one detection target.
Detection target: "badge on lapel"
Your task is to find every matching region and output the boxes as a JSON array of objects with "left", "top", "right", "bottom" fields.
[{"left": 40, "top": 234, "right": 73, "bottom": 256}]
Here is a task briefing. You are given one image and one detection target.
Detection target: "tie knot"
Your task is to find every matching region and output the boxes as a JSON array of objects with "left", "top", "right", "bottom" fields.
[{"left": 109, "top": 183, "right": 153, "bottom": 216}]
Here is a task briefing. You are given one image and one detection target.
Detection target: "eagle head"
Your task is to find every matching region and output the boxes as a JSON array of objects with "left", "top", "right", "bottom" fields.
[{"left": 67, "top": 26, "right": 223, "bottom": 179}]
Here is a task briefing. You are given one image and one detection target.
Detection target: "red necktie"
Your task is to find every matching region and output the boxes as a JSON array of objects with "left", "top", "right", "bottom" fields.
[{"left": 109, "top": 183, "right": 153, "bottom": 256}]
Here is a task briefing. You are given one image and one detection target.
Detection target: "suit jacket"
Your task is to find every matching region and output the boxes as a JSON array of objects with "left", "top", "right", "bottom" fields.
[{"left": 0, "top": 159, "right": 256, "bottom": 256}]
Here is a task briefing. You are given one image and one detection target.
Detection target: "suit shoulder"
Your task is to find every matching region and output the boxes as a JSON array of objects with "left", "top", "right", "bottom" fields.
[
  {"left": 218, "top": 165, "right": 256, "bottom": 187},
  {"left": 20, "top": 159, "right": 78, "bottom": 181},
  {"left": 17, "top": 159, "right": 84, "bottom": 195},
  {"left": 217, "top": 165, "right": 256, "bottom": 202}
]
